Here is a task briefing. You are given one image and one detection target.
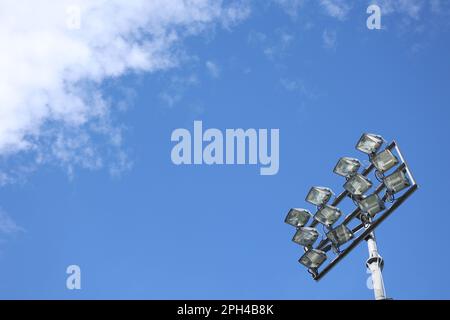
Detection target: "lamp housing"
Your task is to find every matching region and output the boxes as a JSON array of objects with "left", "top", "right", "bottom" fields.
[
  {"left": 372, "top": 149, "right": 399, "bottom": 173},
  {"left": 358, "top": 194, "right": 385, "bottom": 217},
  {"left": 344, "top": 174, "right": 373, "bottom": 196},
  {"left": 326, "top": 224, "right": 354, "bottom": 246},
  {"left": 384, "top": 168, "right": 411, "bottom": 193},
  {"left": 314, "top": 205, "right": 342, "bottom": 227},
  {"left": 285, "top": 208, "right": 311, "bottom": 227},
  {"left": 299, "top": 249, "right": 327, "bottom": 269},
  {"left": 334, "top": 157, "right": 361, "bottom": 178},
  {"left": 306, "top": 187, "right": 334, "bottom": 206},
  {"left": 292, "top": 227, "right": 319, "bottom": 247},
  {"left": 356, "top": 133, "right": 384, "bottom": 154}
]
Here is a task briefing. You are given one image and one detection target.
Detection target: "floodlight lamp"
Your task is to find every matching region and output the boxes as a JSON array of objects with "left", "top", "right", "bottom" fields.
[
  {"left": 299, "top": 249, "right": 327, "bottom": 269},
  {"left": 285, "top": 208, "right": 311, "bottom": 227},
  {"left": 292, "top": 227, "right": 319, "bottom": 247},
  {"left": 343, "top": 174, "right": 373, "bottom": 196},
  {"left": 326, "top": 224, "right": 354, "bottom": 246},
  {"left": 358, "top": 194, "right": 385, "bottom": 217},
  {"left": 314, "top": 205, "right": 342, "bottom": 227},
  {"left": 384, "top": 168, "right": 411, "bottom": 194},
  {"left": 306, "top": 187, "right": 334, "bottom": 206},
  {"left": 356, "top": 133, "right": 384, "bottom": 154},
  {"left": 372, "top": 149, "right": 399, "bottom": 173},
  {"left": 333, "top": 157, "right": 361, "bottom": 178}
]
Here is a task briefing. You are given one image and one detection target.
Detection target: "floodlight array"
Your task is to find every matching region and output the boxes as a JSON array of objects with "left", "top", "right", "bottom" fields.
[{"left": 284, "top": 133, "right": 417, "bottom": 279}]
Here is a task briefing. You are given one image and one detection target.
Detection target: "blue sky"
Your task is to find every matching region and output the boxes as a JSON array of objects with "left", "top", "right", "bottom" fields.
[{"left": 0, "top": 0, "right": 450, "bottom": 299}]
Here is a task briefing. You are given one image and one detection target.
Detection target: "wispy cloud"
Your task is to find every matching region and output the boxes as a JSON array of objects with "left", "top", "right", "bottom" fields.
[
  {"left": 0, "top": 0, "right": 248, "bottom": 179},
  {"left": 248, "top": 29, "right": 294, "bottom": 62},
  {"left": 322, "top": 29, "right": 337, "bottom": 50},
  {"left": 367, "top": 0, "right": 450, "bottom": 44},
  {"left": 205, "top": 61, "right": 221, "bottom": 78},
  {"left": 159, "top": 74, "right": 200, "bottom": 108},
  {"left": 280, "top": 78, "right": 307, "bottom": 93},
  {"left": 273, "top": 0, "right": 442, "bottom": 22},
  {"left": 280, "top": 78, "right": 318, "bottom": 100},
  {"left": 273, "top": 0, "right": 351, "bottom": 20},
  {"left": 272, "top": 0, "right": 306, "bottom": 18},
  {"left": 0, "top": 209, "right": 24, "bottom": 236},
  {"left": 319, "top": 0, "right": 351, "bottom": 20},
  {"left": 370, "top": 0, "right": 425, "bottom": 19}
]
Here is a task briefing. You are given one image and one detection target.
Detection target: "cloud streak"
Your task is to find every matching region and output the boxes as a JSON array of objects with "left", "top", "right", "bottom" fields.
[
  {"left": 322, "top": 29, "right": 337, "bottom": 49},
  {"left": 0, "top": 209, "right": 24, "bottom": 235},
  {"left": 319, "top": 0, "right": 351, "bottom": 20},
  {"left": 370, "top": 0, "right": 425, "bottom": 19},
  {"left": 205, "top": 61, "right": 221, "bottom": 78},
  {"left": 273, "top": 0, "right": 439, "bottom": 21}
]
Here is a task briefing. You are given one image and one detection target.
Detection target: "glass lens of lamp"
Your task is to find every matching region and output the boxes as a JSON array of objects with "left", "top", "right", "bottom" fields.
[
  {"left": 285, "top": 208, "right": 311, "bottom": 227},
  {"left": 358, "top": 194, "right": 385, "bottom": 217},
  {"left": 299, "top": 249, "right": 327, "bottom": 269},
  {"left": 343, "top": 174, "right": 373, "bottom": 196},
  {"left": 326, "top": 224, "right": 353, "bottom": 246},
  {"left": 384, "top": 169, "right": 411, "bottom": 193},
  {"left": 356, "top": 133, "right": 384, "bottom": 154},
  {"left": 305, "top": 187, "right": 333, "bottom": 206},
  {"left": 333, "top": 157, "right": 361, "bottom": 177},
  {"left": 314, "top": 205, "right": 342, "bottom": 227},
  {"left": 292, "top": 227, "right": 319, "bottom": 247},
  {"left": 372, "top": 149, "right": 399, "bottom": 172}
]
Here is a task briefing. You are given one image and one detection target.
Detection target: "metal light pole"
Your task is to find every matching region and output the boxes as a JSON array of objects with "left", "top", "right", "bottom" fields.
[
  {"left": 284, "top": 133, "right": 418, "bottom": 300},
  {"left": 366, "top": 232, "right": 386, "bottom": 300}
]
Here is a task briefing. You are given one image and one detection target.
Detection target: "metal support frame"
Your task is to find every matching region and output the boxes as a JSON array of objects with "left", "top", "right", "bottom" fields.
[
  {"left": 314, "top": 183, "right": 417, "bottom": 281},
  {"left": 303, "top": 141, "right": 418, "bottom": 284}
]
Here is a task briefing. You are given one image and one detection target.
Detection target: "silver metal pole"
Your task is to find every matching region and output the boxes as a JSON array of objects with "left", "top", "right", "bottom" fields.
[{"left": 366, "top": 232, "right": 386, "bottom": 300}]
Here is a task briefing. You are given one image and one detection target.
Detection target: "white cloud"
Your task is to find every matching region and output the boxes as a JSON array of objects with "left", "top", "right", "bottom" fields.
[
  {"left": 280, "top": 78, "right": 318, "bottom": 100},
  {"left": 0, "top": 209, "right": 24, "bottom": 235},
  {"left": 248, "top": 29, "right": 294, "bottom": 62},
  {"left": 273, "top": 0, "right": 305, "bottom": 17},
  {"left": 0, "top": 0, "right": 249, "bottom": 178},
  {"left": 205, "top": 61, "right": 221, "bottom": 78},
  {"left": 221, "top": 0, "right": 252, "bottom": 28},
  {"left": 319, "top": 0, "right": 351, "bottom": 20},
  {"left": 280, "top": 78, "right": 305, "bottom": 92},
  {"left": 159, "top": 74, "right": 199, "bottom": 108},
  {"left": 369, "top": 0, "right": 425, "bottom": 19},
  {"left": 274, "top": 0, "right": 433, "bottom": 21},
  {"left": 273, "top": 0, "right": 351, "bottom": 20},
  {"left": 322, "top": 29, "right": 337, "bottom": 49}
]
